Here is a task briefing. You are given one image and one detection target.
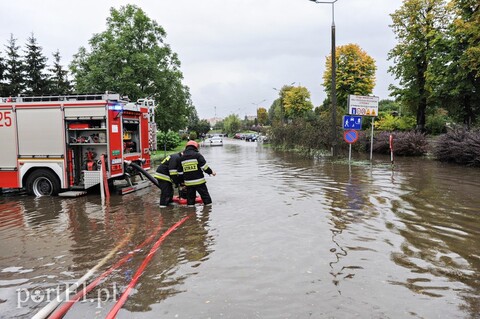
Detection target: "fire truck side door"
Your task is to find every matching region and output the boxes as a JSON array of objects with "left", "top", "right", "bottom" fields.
[
  {"left": 16, "top": 108, "right": 65, "bottom": 157},
  {"left": 0, "top": 107, "right": 19, "bottom": 188}
]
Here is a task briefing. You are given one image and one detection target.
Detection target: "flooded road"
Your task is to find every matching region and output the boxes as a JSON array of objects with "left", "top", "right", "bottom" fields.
[{"left": 0, "top": 138, "right": 479, "bottom": 318}]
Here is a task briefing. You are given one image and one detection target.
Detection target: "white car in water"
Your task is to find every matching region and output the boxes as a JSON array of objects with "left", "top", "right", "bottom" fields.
[{"left": 205, "top": 136, "right": 223, "bottom": 146}]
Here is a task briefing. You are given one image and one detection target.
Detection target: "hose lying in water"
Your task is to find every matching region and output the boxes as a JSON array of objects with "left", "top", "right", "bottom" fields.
[
  {"left": 105, "top": 214, "right": 193, "bottom": 319},
  {"left": 126, "top": 161, "right": 160, "bottom": 189},
  {"left": 48, "top": 218, "right": 165, "bottom": 319},
  {"left": 32, "top": 233, "right": 133, "bottom": 319}
]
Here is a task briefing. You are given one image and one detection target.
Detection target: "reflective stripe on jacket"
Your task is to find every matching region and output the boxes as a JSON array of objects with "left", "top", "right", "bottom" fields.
[
  {"left": 184, "top": 177, "right": 206, "bottom": 186},
  {"left": 153, "top": 172, "right": 171, "bottom": 182},
  {"left": 180, "top": 147, "right": 213, "bottom": 186},
  {"left": 155, "top": 153, "right": 183, "bottom": 184}
]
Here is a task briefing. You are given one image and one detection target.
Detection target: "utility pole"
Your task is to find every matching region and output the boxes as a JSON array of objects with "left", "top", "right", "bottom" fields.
[{"left": 309, "top": 0, "right": 339, "bottom": 156}]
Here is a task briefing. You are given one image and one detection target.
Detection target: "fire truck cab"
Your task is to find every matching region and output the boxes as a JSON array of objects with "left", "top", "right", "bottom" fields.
[{"left": 0, "top": 93, "right": 157, "bottom": 196}]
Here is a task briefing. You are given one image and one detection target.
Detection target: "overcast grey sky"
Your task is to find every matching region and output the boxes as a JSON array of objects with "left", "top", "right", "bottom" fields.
[{"left": 1, "top": 0, "right": 402, "bottom": 119}]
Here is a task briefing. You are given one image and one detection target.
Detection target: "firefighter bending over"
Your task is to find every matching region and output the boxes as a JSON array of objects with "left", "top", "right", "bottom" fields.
[
  {"left": 154, "top": 152, "right": 183, "bottom": 207},
  {"left": 180, "top": 140, "right": 216, "bottom": 207}
]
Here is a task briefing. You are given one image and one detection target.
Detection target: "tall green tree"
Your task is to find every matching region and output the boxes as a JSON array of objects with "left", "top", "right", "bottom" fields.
[
  {"left": 257, "top": 107, "right": 268, "bottom": 125},
  {"left": 48, "top": 50, "right": 72, "bottom": 95},
  {"left": 451, "top": 0, "right": 479, "bottom": 80},
  {"left": 186, "top": 107, "right": 210, "bottom": 135},
  {"left": 187, "top": 107, "right": 200, "bottom": 132},
  {"left": 433, "top": 0, "right": 480, "bottom": 127},
  {"left": 70, "top": 4, "right": 193, "bottom": 132},
  {"left": 213, "top": 119, "right": 224, "bottom": 131},
  {"left": 268, "top": 98, "right": 282, "bottom": 124},
  {"left": 23, "top": 33, "right": 49, "bottom": 95},
  {"left": 269, "top": 84, "right": 296, "bottom": 124},
  {"left": 388, "top": 0, "right": 449, "bottom": 131},
  {"left": 4, "top": 34, "right": 24, "bottom": 96},
  {"left": 223, "top": 114, "right": 242, "bottom": 135},
  {"left": 283, "top": 86, "right": 314, "bottom": 119},
  {"left": 195, "top": 119, "right": 211, "bottom": 136},
  {"left": 323, "top": 43, "right": 376, "bottom": 111}
]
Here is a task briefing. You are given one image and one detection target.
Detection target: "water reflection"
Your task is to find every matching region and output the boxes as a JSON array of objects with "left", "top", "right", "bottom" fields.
[
  {"left": 385, "top": 161, "right": 480, "bottom": 317},
  {"left": 259, "top": 150, "right": 480, "bottom": 317},
  {"left": 0, "top": 190, "right": 214, "bottom": 318},
  {"left": 1, "top": 140, "right": 480, "bottom": 318},
  {"left": 111, "top": 210, "right": 208, "bottom": 313},
  {"left": 326, "top": 164, "right": 372, "bottom": 293}
]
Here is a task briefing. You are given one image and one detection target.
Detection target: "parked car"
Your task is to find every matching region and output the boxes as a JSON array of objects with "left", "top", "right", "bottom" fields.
[
  {"left": 206, "top": 136, "right": 223, "bottom": 146},
  {"left": 244, "top": 134, "right": 258, "bottom": 142},
  {"left": 233, "top": 133, "right": 244, "bottom": 139},
  {"left": 257, "top": 134, "right": 269, "bottom": 143}
]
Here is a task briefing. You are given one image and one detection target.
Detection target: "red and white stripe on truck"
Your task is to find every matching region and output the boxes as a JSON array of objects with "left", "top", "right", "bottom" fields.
[{"left": 0, "top": 94, "right": 155, "bottom": 196}]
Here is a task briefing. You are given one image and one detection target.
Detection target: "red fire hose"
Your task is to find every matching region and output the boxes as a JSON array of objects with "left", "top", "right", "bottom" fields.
[
  {"left": 48, "top": 218, "right": 164, "bottom": 319},
  {"left": 105, "top": 214, "right": 193, "bottom": 319}
]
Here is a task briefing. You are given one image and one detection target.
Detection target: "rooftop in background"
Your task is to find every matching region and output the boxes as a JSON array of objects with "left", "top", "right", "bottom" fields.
[{"left": 207, "top": 117, "right": 223, "bottom": 127}]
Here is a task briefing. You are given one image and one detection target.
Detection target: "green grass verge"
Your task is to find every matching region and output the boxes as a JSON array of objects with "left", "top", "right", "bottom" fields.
[{"left": 151, "top": 143, "right": 187, "bottom": 163}]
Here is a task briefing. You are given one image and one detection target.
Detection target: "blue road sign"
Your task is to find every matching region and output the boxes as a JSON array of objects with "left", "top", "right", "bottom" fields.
[{"left": 343, "top": 115, "right": 363, "bottom": 130}]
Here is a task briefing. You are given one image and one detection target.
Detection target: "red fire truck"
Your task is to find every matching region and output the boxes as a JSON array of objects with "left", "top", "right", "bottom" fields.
[{"left": 0, "top": 93, "right": 157, "bottom": 196}]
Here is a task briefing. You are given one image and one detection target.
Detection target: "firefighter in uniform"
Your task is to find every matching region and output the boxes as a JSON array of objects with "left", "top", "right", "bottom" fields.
[
  {"left": 153, "top": 152, "right": 183, "bottom": 207},
  {"left": 180, "top": 140, "right": 216, "bottom": 206}
]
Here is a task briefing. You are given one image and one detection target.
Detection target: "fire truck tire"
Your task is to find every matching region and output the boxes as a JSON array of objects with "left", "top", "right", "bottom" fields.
[{"left": 26, "top": 169, "right": 61, "bottom": 197}]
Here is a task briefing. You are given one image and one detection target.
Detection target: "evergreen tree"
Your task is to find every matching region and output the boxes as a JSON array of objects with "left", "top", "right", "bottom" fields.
[
  {"left": 23, "top": 33, "right": 49, "bottom": 95},
  {"left": 0, "top": 52, "right": 6, "bottom": 96},
  {"left": 4, "top": 34, "right": 24, "bottom": 96},
  {"left": 48, "top": 50, "right": 72, "bottom": 95}
]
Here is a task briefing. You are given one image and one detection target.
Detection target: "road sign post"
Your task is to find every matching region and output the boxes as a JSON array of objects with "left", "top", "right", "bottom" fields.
[
  {"left": 348, "top": 95, "right": 379, "bottom": 161},
  {"left": 389, "top": 134, "right": 394, "bottom": 164},
  {"left": 343, "top": 130, "right": 359, "bottom": 163}
]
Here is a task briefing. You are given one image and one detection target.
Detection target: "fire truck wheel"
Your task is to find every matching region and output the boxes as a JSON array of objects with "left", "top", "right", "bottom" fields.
[{"left": 26, "top": 169, "right": 61, "bottom": 197}]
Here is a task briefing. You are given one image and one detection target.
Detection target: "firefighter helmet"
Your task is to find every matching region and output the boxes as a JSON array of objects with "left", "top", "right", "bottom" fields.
[{"left": 186, "top": 140, "right": 199, "bottom": 149}]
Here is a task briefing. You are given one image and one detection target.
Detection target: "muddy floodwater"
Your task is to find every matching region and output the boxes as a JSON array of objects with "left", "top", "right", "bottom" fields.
[{"left": 0, "top": 138, "right": 479, "bottom": 319}]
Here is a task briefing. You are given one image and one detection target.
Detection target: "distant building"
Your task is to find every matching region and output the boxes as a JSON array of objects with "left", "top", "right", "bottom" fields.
[{"left": 207, "top": 117, "right": 223, "bottom": 127}]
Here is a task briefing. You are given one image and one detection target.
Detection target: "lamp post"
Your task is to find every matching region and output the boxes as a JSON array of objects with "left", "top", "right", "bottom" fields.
[
  {"left": 309, "top": 0, "right": 338, "bottom": 156},
  {"left": 251, "top": 99, "right": 266, "bottom": 114},
  {"left": 251, "top": 99, "right": 266, "bottom": 128}
]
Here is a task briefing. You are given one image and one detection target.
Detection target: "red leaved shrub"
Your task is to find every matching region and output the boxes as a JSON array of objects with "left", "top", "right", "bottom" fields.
[{"left": 433, "top": 128, "right": 480, "bottom": 167}]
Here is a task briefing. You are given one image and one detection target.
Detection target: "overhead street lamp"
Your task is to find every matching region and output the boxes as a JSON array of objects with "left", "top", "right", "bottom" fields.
[
  {"left": 309, "top": 0, "right": 338, "bottom": 156},
  {"left": 251, "top": 99, "right": 266, "bottom": 110},
  {"left": 272, "top": 81, "right": 296, "bottom": 92}
]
